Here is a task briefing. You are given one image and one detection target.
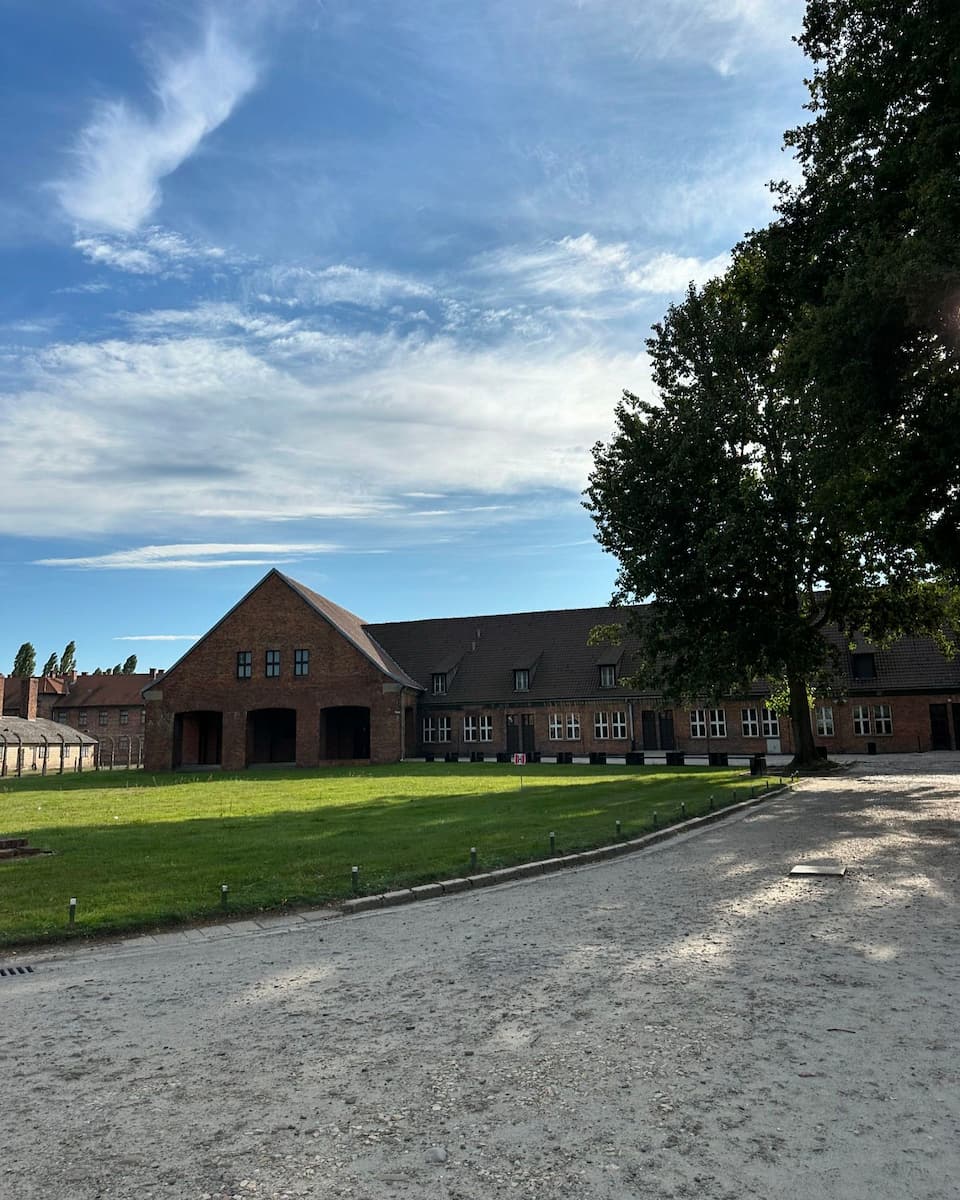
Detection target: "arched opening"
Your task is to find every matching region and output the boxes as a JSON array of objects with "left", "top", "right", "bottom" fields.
[
  {"left": 322, "top": 706, "right": 370, "bottom": 760},
  {"left": 247, "top": 708, "right": 297, "bottom": 766},
  {"left": 174, "top": 711, "right": 223, "bottom": 768}
]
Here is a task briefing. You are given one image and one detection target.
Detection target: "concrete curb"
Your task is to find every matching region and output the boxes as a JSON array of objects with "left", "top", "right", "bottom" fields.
[{"left": 338, "top": 784, "right": 788, "bottom": 917}]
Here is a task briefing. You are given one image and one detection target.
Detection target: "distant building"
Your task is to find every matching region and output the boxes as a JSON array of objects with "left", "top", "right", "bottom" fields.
[
  {"left": 141, "top": 569, "right": 960, "bottom": 771},
  {"left": 1, "top": 668, "right": 164, "bottom": 770},
  {"left": 0, "top": 715, "right": 97, "bottom": 776}
]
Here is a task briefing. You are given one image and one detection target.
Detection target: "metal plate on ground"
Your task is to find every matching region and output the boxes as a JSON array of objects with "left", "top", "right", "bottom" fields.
[{"left": 789, "top": 862, "right": 846, "bottom": 877}]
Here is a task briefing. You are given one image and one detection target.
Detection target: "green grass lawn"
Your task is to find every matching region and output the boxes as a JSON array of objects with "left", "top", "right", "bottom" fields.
[{"left": 0, "top": 762, "right": 774, "bottom": 947}]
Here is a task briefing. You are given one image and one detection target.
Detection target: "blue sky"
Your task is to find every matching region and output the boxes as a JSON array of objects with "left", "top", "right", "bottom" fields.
[{"left": 0, "top": 0, "right": 807, "bottom": 674}]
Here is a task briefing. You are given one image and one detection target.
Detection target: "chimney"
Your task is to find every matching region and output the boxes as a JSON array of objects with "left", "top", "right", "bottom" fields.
[
  {"left": 23, "top": 677, "right": 39, "bottom": 721},
  {"left": 149, "top": 667, "right": 161, "bottom": 680}
]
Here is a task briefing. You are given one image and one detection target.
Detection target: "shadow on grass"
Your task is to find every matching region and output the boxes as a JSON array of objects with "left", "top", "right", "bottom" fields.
[{"left": 0, "top": 765, "right": 769, "bottom": 947}]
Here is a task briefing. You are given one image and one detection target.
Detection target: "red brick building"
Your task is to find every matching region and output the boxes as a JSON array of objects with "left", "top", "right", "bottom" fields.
[{"left": 142, "top": 569, "right": 960, "bottom": 771}]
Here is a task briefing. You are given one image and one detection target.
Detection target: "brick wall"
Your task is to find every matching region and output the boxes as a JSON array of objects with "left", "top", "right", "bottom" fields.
[{"left": 144, "top": 573, "right": 413, "bottom": 771}]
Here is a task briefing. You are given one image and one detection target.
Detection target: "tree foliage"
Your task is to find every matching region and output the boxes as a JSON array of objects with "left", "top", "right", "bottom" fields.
[
  {"left": 586, "top": 0, "right": 960, "bottom": 764},
  {"left": 41, "top": 652, "right": 58, "bottom": 676},
  {"left": 11, "top": 643, "right": 36, "bottom": 677},
  {"left": 122, "top": 654, "right": 138, "bottom": 674},
  {"left": 58, "top": 641, "right": 77, "bottom": 676}
]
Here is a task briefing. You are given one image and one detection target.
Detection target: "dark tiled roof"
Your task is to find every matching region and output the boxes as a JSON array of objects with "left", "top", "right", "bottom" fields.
[
  {"left": 369, "top": 606, "right": 960, "bottom": 704},
  {"left": 0, "top": 716, "right": 96, "bottom": 744},
  {"left": 56, "top": 675, "right": 153, "bottom": 709},
  {"left": 823, "top": 629, "right": 960, "bottom": 693},
  {"left": 367, "top": 606, "right": 648, "bottom": 704}
]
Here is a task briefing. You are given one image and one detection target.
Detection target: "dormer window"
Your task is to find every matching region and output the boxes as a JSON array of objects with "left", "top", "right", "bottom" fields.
[
  {"left": 851, "top": 652, "right": 876, "bottom": 680},
  {"left": 513, "top": 668, "right": 530, "bottom": 692},
  {"left": 432, "top": 673, "right": 447, "bottom": 696},
  {"left": 599, "top": 664, "right": 617, "bottom": 688}
]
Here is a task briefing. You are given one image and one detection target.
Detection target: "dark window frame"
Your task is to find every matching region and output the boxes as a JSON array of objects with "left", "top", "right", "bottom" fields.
[
  {"left": 294, "top": 648, "right": 310, "bottom": 677},
  {"left": 265, "top": 649, "right": 281, "bottom": 678},
  {"left": 236, "top": 650, "right": 253, "bottom": 680}
]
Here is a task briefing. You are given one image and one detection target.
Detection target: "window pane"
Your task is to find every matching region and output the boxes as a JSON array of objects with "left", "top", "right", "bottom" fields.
[
  {"left": 612, "top": 711, "right": 627, "bottom": 739},
  {"left": 479, "top": 716, "right": 493, "bottom": 742},
  {"left": 690, "top": 709, "right": 707, "bottom": 738},
  {"left": 463, "top": 717, "right": 477, "bottom": 741},
  {"left": 741, "top": 708, "right": 759, "bottom": 737},
  {"left": 594, "top": 712, "right": 609, "bottom": 738},
  {"left": 566, "top": 714, "right": 580, "bottom": 739},
  {"left": 709, "top": 709, "right": 726, "bottom": 738},
  {"left": 815, "top": 705, "right": 834, "bottom": 736},
  {"left": 760, "top": 708, "right": 780, "bottom": 738}
]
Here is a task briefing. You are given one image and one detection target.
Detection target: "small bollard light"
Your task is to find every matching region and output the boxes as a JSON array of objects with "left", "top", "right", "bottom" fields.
[
  {"left": 615, "top": 819, "right": 622, "bottom": 839},
  {"left": 68, "top": 897, "right": 77, "bottom": 925},
  {"left": 470, "top": 847, "right": 478, "bottom": 871},
  {"left": 708, "top": 794, "right": 715, "bottom": 811},
  {"left": 351, "top": 866, "right": 359, "bottom": 894},
  {"left": 220, "top": 883, "right": 229, "bottom": 909},
  {"left": 549, "top": 831, "right": 556, "bottom": 854},
  {"left": 652, "top": 810, "right": 659, "bottom": 828},
  {"left": 680, "top": 801, "right": 686, "bottom": 819}
]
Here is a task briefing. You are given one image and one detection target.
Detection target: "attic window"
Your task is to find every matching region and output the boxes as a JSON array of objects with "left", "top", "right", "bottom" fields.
[
  {"left": 432, "top": 673, "right": 447, "bottom": 696},
  {"left": 513, "top": 669, "right": 530, "bottom": 692},
  {"left": 851, "top": 652, "right": 876, "bottom": 680},
  {"left": 599, "top": 664, "right": 617, "bottom": 688}
]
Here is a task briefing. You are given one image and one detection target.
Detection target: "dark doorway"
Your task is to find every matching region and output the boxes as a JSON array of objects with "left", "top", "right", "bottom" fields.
[
  {"left": 173, "top": 711, "right": 223, "bottom": 767},
  {"left": 930, "top": 704, "right": 951, "bottom": 751},
  {"left": 521, "top": 714, "right": 535, "bottom": 755},
  {"left": 641, "top": 710, "right": 657, "bottom": 749},
  {"left": 247, "top": 708, "right": 297, "bottom": 765},
  {"left": 658, "top": 710, "right": 675, "bottom": 751},
  {"left": 506, "top": 715, "right": 519, "bottom": 754},
  {"left": 322, "top": 706, "right": 370, "bottom": 759},
  {"left": 952, "top": 704, "right": 960, "bottom": 752}
]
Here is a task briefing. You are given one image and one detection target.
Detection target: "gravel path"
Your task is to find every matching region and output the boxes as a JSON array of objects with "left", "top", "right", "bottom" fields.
[{"left": 3, "top": 755, "right": 959, "bottom": 1199}]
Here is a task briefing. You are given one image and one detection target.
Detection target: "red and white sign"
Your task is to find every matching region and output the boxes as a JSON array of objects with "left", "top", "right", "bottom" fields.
[{"left": 512, "top": 753, "right": 527, "bottom": 765}]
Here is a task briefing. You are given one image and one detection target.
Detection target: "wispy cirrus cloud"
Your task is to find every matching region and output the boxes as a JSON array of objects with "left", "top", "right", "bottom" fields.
[
  {"left": 113, "top": 634, "right": 201, "bottom": 642},
  {"left": 73, "top": 227, "right": 232, "bottom": 276},
  {"left": 250, "top": 264, "right": 434, "bottom": 309},
  {"left": 34, "top": 542, "right": 341, "bottom": 570},
  {"left": 474, "top": 233, "right": 729, "bottom": 303},
  {"left": 54, "top": 18, "right": 259, "bottom": 233}
]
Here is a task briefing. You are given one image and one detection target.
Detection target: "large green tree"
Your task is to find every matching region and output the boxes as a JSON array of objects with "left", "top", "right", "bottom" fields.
[
  {"left": 41, "top": 652, "right": 58, "bottom": 676},
  {"left": 11, "top": 642, "right": 36, "bottom": 677},
  {"left": 773, "top": 0, "right": 960, "bottom": 575},
  {"left": 586, "top": 0, "right": 960, "bottom": 765}
]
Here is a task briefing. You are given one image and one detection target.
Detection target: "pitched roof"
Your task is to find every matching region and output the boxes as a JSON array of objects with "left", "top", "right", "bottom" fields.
[
  {"left": 143, "top": 569, "right": 422, "bottom": 693},
  {"left": 56, "top": 674, "right": 154, "bottom": 709},
  {"left": 367, "top": 605, "right": 648, "bottom": 704},
  {"left": 0, "top": 716, "right": 96, "bottom": 745},
  {"left": 823, "top": 629, "right": 960, "bottom": 692},
  {"left": 280, "top": 574, "right": 422, "bottom": 690}
]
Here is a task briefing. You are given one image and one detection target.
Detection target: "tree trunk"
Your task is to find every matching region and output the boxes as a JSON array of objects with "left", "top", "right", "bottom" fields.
[{"left": 788, "top": 674, "right": 818, "bottom": 767}]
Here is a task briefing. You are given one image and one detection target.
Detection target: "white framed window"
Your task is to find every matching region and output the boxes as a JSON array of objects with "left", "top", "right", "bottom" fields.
[
  {"left": 423, "top": 716, "right": 452, "bottom": 743},
  {"left": 611, "top": 711, "right": 627, "bottom": 739},
  {"left": 56, "top": 711, "right": 68, "bottom": 724},
  {"left": 265, "top": 649, "right": 281, "bottom": 678},
  {"left": 78, "top": 709, "right": 87, "bottom": 727},
  {"left": 119, "top": 710, "right": 129, "bottom": 725},
  {"left": 99, "top": 711, "right": 109, "bottom": 727},
  {"left": 566, "top": 713, "right": 581, "bottom": 739},
  {"left": 294, "top": 649, "right": 310, "bottom": 677},
  {"left": 599, "top": 664, "right": 617, "bottom": 688},
  {"left": 463, "top": 716, "right": 477, "bottom": 742},
  {"left": 478, "top": 715, "right": 493, "bottom": 742},
  {"left": 513, "top": 669, "right": 530, "bottom": 691},
  {"left": 709, "top": 709, "right": 726, "bottom": 738},
  {"left": 872, "top": 704, "right": 893, "bottom": 735},
  {"left": 852, "top": 705, "right": 871, "bottom": 736},
  {"left": 690, "top": 709, "right": 707, "bottom": 738},
  {"left": 761, "top": 708, "right": 780, "bottom": 738},
  {"left": 548, "top": 713, "right": 563, "bottom": 740},
  {"left": 594, "top": 711, "right": 609, "bottom": 739},
  {"left": 432, "top": 673, "right": 447, "bottom": 696},
  {"left": 815, "top": 705, "right": 834, "bottom": 736},
  {"left": 741, "top": 708, "right": 760, "bottom": 737}
]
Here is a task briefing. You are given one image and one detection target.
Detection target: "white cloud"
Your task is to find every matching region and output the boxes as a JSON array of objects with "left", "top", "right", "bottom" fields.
[
  {"left": 251, "top": 264, "right": 433, "bottom": 309},
  {"left": 114, "top": 634, "right": 202, "bottom": 641},
  {"left": 74, "top": 227, "right": 232, "bottom": 276},
  {"left": 35, "top": 542, "right": 341, "bottom": 569},
  {"left": 55, "top": 19, "right": 258, "bottom": 233},
  {"left": 2, "top": 326, "right": 650, "bottom": 537},
  {"left": 474, "top": 234, "right": 728, "bottom": 302}
]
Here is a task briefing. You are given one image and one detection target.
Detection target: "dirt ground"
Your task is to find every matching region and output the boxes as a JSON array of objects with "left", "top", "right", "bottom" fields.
[{"left": 2, "top": 755, "right": 959, "bottom": 1200}]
